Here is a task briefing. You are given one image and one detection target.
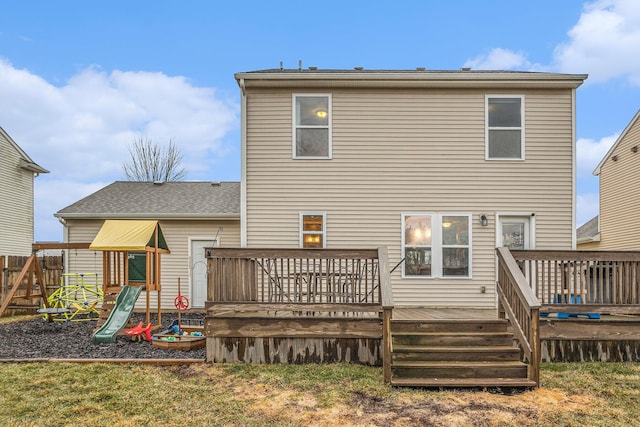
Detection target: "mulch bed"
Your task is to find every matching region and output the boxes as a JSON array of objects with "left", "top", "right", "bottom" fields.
[{"left": 0, "top": 312, "right": 205, "bottom": 360}]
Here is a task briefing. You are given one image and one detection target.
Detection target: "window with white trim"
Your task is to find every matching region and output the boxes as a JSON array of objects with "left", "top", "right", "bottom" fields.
[
  {"left": 402, "top": 213, "right": 471, "bottom": 278},
  {"left": 486, "top": 95, "right": 524, "bottom": 160},
  {"left": 293, "top": 94, "right": 331, "bottom": 158},
  {"left": 300, "top": 212, "right": 326, "bottom": 248}
]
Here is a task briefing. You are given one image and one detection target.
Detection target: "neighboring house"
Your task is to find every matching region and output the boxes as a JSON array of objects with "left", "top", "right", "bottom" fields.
[
  {"left": 578, "top": 109, "right": 640, "bottom": 250},
  {"left": 576, "top": 215, "right": 600, "bottom": 249},
  {"left": 236, "top": 68, "right": 587, "bottom": 307},
  {"left": 0, "top": 127, "right": 48, "bottom": 256},
  {"left": 54, "top": 181, "right": 240, "bottom": 309}
]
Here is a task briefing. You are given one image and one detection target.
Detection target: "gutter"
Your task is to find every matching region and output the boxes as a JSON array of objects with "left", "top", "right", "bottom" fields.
[{"left": 54, "top": 213, "right": 240, "bottom": 220}]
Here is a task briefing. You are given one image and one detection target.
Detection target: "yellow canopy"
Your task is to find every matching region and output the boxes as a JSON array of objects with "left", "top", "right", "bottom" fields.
[{"left": 89, "top": 220, "right": 169, "bottom": 252}]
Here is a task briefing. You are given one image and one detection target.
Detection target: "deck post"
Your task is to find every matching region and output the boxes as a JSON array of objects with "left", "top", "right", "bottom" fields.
[
  {"left": 530, "top": 307, "right": 540, "bottom": 385},
  {"left": 382, "top": 307, "right": 392, "bottom": 384}
]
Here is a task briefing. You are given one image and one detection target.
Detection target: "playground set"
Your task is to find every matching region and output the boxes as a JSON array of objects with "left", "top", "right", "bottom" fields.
[{"left": 0, "top": 220, "right": 203, "bottom": 350}]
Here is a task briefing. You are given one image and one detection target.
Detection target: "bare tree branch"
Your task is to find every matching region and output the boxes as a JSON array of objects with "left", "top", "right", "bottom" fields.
[{"left": 122, "top": 137, "right": 187, "bottom": 182}]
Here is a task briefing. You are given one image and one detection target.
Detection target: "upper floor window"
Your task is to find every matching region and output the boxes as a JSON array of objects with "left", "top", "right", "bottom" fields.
[
  {"left": 486, "top": 95, "right": 524, "bottom": 160},
  {"left": 293, "top": 94, "right": 332, "bottom": 159},
  {"left": 300, "top": 212, "right": 326, "bottom": 248},
  {"left": 402, "top": 213, "right": 471, "bottom": 278}
]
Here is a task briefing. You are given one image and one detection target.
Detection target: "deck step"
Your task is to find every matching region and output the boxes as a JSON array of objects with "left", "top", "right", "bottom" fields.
[
  {"left": 392, "top": 319, "right": 509, "bottom": 334},
  {"left": 392, "top": 345, "right": 521, "bottom": 362},
  {"left": 393, "top": 331, "right": 514, "bottom": 346},
  {"left": 392, "top": 360, "right": 528, "bottom": 379},
  {"left": 391, "top": 377, "right": 537, "bottom": 388}
]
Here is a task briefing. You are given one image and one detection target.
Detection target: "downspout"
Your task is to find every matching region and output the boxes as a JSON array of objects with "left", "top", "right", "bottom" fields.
[
  {"left": 239, "top": 78, "right": 248, "bottom": 247},
  {"left": 571, "top": 88, "right": 577, "bottom": 249}
]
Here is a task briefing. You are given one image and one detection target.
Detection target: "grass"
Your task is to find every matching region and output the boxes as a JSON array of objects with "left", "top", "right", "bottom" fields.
[{"left": 1, "top": 361, "right": 639, "bottom": 426}]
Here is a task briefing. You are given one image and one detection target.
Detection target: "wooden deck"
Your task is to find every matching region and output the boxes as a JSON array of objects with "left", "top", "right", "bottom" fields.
[{"left": 393, "top": 308, "right": 497, "bottom": 321}]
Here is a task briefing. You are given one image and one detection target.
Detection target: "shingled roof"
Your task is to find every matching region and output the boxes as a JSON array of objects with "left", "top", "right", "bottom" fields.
[
  {"left": 55, "top": 181, "right": 240, "bottom": 219},
  {"left": 577, "top": 215, "right": 600, "bottom": 243}
]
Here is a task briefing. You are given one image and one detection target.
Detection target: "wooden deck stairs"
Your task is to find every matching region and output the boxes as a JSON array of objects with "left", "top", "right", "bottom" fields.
[{"left": 390, "top": 318, "right": 537, "bottom": 388}]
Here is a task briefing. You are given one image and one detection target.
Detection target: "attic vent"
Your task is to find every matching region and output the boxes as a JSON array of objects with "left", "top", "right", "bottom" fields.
[
  {"left": 153, "top": 181, "right": 164, "bottom": 185},
  {"left": 354, "top": 67, "right": 363, "bottom": 70},
  {"left": 632, "top": 146, "right": 638, "bottom": 153},
  {"left": 211, "top": 181, "right": 221, "bottom": 186},
  {"left": 612, "top": 155, "right": 618, "bottom": 162},
  {"left": 461, "top": 67, "right": 471, "bottom": 71},
  {"left": 308, "top": 66, "right": 317, "bottom": 70},
  {"left": 416, "top": 67, "right": 426, "bottom": 71}
]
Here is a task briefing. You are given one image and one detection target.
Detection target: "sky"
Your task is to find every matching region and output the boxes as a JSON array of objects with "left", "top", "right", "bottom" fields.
[{"left": 1, "top": 0, "right": 639, "bottom": 242}]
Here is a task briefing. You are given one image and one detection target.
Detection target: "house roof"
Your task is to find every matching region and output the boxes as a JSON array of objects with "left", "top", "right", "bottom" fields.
[
  {"left": 55, "top": 181, "right": 240, "bottom": 220},
  {"left": 576, "top": 215, "right": 600, "bottom": 243},
  {"left": 235, "top": 68, "right": 588, "bottom": 90},
  {"left": 0, "top": 126, "right": 49, "bottom": 174},
  {"left": 593, "top": 109, "right": 640, "bottom": 176}
]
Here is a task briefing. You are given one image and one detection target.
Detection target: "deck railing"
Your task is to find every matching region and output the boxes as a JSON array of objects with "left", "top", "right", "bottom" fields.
[
  {"left": 510, "top": 250, "right": 640, "bottom": 314},
  {"left": 496, "top": 247, "right": 541, "bottom": 385},
  {"left": 205, "top": 247, "right": 394, "bottom": 379}
]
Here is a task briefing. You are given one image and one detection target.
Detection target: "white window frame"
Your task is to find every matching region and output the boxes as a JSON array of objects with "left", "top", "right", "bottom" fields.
[
  {"left": 299, "top": 212, "right": 326, "bottom": 248},
  {"left": 485, "top": 94, "right": 525, "bottom": 161},
  {"left": 401, "top": 213, "right": 472, "bottom": 279},
  {"left": 292, "top": 93, "right": 332, "bottom": 159}
]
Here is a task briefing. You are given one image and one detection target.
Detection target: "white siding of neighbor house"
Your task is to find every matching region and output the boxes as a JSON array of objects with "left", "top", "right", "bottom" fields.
[
  {"left": 244, "top": 87, "right": 576, "bottom": 307},
  {"left": 599, "top": 114, "right": 640, "bottom": 250},
  {"left": 0, "top": 133, "right": 35, "bottom": 256},
  {"left": 64, "top": 219, "right": 241, "bottom": 310}
]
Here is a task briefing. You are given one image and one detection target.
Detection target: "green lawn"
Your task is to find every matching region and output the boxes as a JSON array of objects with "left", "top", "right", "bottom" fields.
[{"left": 0, "top": 362, "right": 639, "bottom": 426}]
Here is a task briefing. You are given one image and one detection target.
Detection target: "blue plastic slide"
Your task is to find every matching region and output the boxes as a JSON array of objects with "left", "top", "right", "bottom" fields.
[{"left": 92, "top": 285, "right": 144, "bottom": 344}]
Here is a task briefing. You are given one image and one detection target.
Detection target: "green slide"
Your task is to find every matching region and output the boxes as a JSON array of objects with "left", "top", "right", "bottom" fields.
[{"left": 92, "top": 285, "right": 144, "bottom": 344}]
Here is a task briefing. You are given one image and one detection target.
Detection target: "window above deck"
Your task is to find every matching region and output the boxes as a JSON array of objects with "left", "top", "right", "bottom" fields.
[{"left": 293, "top": 94, "right": 332, "bottom": 159}]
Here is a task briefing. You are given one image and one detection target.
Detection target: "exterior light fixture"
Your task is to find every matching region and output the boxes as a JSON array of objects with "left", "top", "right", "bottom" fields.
[{"left": 480, "top": 214, "right": 488, "bottom": 227}]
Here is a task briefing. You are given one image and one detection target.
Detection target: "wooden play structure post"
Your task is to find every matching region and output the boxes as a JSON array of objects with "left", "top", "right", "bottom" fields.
[{"left": 0, "top": 243, "right": 91, "bottom": 319}]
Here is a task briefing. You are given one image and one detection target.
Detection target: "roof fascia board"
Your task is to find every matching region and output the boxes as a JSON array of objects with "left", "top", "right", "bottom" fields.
[
  {"left": 235, "top": 71, "right": 587, "bottom": 90},
  {"left": 1, "top": 126, "right": 49, "bottom": 174},
  {"left": 593, "top": 108, "right": 640, "bottom": 176},
  {"left": 54, "top": 213, "right": 240, "bottom": 220}
]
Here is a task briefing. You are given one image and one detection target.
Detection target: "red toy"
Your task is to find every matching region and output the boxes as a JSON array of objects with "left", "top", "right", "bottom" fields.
[{"left": 125, "top": 321, "right": 152, "bottom": 342}]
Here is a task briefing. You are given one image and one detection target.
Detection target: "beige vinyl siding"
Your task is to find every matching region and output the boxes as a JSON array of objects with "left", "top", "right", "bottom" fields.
[
  {"left": 64, "top": 219, "right": 241, "bottom": 310},
  {"left": 599, "top": 116, "right": 640, "bottom": 249},
  {"left": 0, "top": 134, "right": 35, "bottom": 256},
  {"left": 577, "top": 240, "right": 601, "bottom": 250},
  {"left": 245, "top": 87, "right": 575, "bottom": 307}
]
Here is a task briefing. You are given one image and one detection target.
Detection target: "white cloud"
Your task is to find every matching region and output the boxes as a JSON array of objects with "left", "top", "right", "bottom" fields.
[
  {"left": 576, "top": 133, "right": 619, "bottom": 177},
  {"left": 554, "top": 0, "right": 640, "bottom": 84},
  {"left": 577, "top": 192, "right": 600, "bottom": 227},
  {"left": 0, "top": 59, "right": 239, "bottom": 241},
  {"left": 463, "top": 48, "right": 541, "bottom": 71}
]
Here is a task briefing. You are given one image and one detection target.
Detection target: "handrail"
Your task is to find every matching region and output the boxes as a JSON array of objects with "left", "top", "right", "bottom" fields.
[
  {"left": 510, "top": 249, "right": 640, "bottom": 308},
  {"left": 496, "top": 247, "right": 541, "bottom": 386},
  {"left": 206, "top": 246, "right": 394, "bottom": 383},
  {"left": 377, "top": 246, "right": 394, "bottom": 384}
]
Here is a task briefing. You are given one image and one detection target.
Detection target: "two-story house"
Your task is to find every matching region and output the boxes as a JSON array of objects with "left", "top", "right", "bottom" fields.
[
  {"left": 56, "top": 68, "right": 587, "bottom": 311},
  {"left": 237, "top": 68, "right": 587, "bottom": 308},
  {"left": 578, "top": 109, "right": 640, "bottom": 250},
  {"left": 0, "top": 127, "right": 48, "bottom": 256}
]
